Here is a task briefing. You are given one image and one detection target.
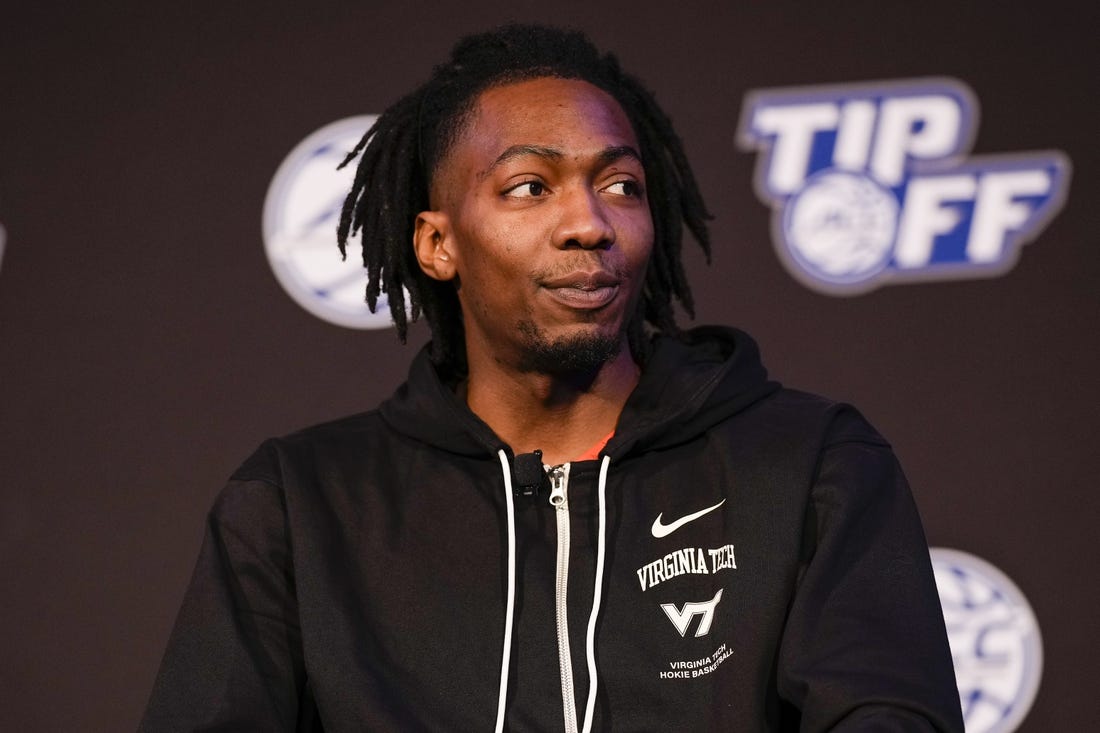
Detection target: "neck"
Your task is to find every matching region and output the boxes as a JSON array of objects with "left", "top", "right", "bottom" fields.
[{"left": 464, "top": 343, "right": 640, "bottom": 465}]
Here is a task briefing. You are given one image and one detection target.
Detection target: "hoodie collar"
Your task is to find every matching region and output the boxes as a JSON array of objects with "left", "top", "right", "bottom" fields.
[{"left": 380, "top": 326, "right": 779, "bottom": 459}]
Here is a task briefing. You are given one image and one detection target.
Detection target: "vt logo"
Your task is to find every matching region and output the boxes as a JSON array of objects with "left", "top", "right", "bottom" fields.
[
  {"left": 661, "top": 589, "right": 724, "bottom": 637},
  {"left": 737, "top": 78, "right": 1071, "bottom": 294}
]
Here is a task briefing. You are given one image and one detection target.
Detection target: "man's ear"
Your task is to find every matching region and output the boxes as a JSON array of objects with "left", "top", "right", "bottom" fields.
[{"left": 413, "top": 211, "right": 457, "bottom": 281}]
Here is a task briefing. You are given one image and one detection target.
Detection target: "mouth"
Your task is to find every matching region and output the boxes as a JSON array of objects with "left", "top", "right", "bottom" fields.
[{"left": 540, "top": 271, "right": 622, "bottom": 310}]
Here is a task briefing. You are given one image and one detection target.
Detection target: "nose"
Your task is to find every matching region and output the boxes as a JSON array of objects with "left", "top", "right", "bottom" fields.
[{"left": 552, "top": 188, "right": 615, "bottom": 249}]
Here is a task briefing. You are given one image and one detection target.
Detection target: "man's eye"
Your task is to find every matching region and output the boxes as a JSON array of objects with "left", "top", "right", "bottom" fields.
[
  {"left": 505, "top": 181, "right": 546, "bottom": 198},
  {"left": 604, "top": 180, "right": 642, "bottom": 197}
]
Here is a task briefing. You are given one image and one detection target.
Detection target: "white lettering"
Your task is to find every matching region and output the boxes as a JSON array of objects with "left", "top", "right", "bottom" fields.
[
  {"left": 637, "top": 545, "right": 739, "bottom": 591},
  {"left": 833, "top": 100, "right": 876, "bottom": 172},
  {"left": 872, "top": 95, "right": 962, "bottom": 186},
  {"left": 967, "top": 170, "right": 1052, "bottom": 262},
  {"left": 691, "top": 646, "right": 734, "bottom": 677},
  {"left": 894, "top": 174, "right": 977, "bottom": 267},
  {"left": 661, "top": 644, "right": 732, "bottom": 681},
  {"left": 754, "top": 103, "right": 839, "bottom": 194},
  {"left": 708, "top": 544, "right": 737, "bottom": 572}
]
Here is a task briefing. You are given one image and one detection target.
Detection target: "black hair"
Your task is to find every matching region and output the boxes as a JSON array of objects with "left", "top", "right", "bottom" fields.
[{"left": 337, "top": 23, "right": 711, "bottom": 372}]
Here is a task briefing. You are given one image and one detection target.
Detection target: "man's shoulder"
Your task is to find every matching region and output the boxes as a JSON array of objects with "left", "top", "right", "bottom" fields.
[
  {"left": 743, "top": 386, "right": 891, "bottom": 449},
  {"left": 229, "top": 409, "right": 394, "bottom": 485},
  {"left": 280, "top": 409, "right": 389, "bottom": 443}
]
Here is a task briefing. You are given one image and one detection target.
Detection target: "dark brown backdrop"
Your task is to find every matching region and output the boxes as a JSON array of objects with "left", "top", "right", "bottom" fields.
[{"left": 2, "top": 1, "right": 1096, "bottom": 730}]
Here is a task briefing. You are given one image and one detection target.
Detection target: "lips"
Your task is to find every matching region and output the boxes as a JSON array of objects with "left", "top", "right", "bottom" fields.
[{"left": 540, "top": 271, "right": 621, "bottom": 310}]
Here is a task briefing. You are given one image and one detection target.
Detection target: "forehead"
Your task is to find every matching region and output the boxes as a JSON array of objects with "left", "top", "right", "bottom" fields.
[
  {"left": 443, "top": 77, "right": 639, "bottom": 178},
  {"left": 474, "top": 76, "right": 634, "bottom": 140}
]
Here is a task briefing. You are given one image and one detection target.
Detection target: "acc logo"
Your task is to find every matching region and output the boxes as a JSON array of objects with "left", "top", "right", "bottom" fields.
[
  {"left": 262, "top": 115, "right": 393, "bottom": 329},
  {"left": 737, "top": 79, "right": 1071, "bottom": 294},
  {"left": 931, "top": 548, "right": 1043, "bottom": 733}
]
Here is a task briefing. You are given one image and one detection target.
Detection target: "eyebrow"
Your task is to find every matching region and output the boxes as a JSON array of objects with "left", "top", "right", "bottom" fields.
[{"left": 478, "top": 144, "right": 643, "bottom": 180}]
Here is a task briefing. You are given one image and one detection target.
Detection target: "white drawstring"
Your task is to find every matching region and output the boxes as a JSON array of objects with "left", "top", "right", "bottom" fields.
[
  {"left": 495, "top": 450, "right": 517, "bottom": 733},
  {"left": 580, "top": 455, "right": 611, "bottom": 733},
  {"left": 494, "top": 451, "right": 611, "bottom": 733}
]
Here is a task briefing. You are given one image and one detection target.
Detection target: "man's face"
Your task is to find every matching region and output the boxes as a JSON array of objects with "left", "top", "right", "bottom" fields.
[{"left": 418, "top": 76, "right": 654, "bottom": 374}]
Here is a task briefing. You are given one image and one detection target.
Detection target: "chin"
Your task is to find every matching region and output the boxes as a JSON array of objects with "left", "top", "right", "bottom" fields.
[{"left": 516, "top": 322, "right": 624, "bottom": 375}]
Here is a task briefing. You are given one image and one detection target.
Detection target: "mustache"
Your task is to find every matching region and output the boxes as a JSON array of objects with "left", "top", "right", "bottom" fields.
[{"left": 531, "top": 254, "right": 628, "bottom": 283}]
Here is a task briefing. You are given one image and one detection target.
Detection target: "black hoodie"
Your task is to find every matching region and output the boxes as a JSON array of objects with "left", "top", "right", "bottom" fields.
[{"left": 140, "top": 327, "right": 963, "bottom": 732}]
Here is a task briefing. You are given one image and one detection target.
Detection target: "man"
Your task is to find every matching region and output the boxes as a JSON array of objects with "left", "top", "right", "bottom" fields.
[{"left": 141, "top": 24, "right": 963, "bottom": 732}]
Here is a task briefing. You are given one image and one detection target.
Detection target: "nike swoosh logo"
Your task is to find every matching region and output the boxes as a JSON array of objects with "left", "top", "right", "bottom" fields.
[{"left": 651, "top": 499, "right": 726, "bottom": 538}]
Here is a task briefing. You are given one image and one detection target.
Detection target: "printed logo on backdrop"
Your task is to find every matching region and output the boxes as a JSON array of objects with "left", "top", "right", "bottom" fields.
[
  {"left": 931, "top": 548, "right": 1043, "bottom": 733},
  {"left": 0, "top": 220, "right": 6, "bottom": 275},
  {"left": 263, "top": 115, "right": 395, "bottom": 329},
  {"left": 737, "top": 79, "right": 1071, "bottom": 295}
]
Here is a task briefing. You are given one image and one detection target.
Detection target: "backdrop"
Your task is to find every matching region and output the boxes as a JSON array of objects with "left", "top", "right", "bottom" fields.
[{"left": 2, "top": 2, "right": 1096, "bottom": 730}]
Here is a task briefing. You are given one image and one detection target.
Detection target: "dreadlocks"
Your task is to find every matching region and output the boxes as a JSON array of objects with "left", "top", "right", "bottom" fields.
[{"left": 336, "top": 23, "right": 711, "bottom": 372}]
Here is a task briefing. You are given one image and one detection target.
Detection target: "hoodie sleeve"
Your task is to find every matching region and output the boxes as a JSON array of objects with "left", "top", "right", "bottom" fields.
[
  {"left": 138, "top": 471, "right": 308, "bottom": 732},
  {"left": 776, "top": 410, "right": 964, "bottom": 732}
]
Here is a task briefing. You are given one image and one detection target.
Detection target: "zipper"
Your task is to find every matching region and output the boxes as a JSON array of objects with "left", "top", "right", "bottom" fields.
[{"left": 547, "top": 462, "right": 579, "bottom": 733}]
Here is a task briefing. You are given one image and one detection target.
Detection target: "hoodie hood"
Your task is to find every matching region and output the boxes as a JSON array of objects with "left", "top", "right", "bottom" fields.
[
  {"left": 608, "top": 326, "right": 778, "bottom": 457},
  {"left": 380, "top": 326, "right": 780, "bottom": 459}
]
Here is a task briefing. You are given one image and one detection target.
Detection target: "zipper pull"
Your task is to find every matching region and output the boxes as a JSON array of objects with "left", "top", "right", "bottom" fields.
[{"left": 547, "top": 464, "right": 568, "bottom": 508}]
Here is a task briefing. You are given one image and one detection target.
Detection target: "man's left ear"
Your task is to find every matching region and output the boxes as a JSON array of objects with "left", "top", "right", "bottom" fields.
[{"left": 413, "top": 211, "right": 457, "bottom": 281}]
